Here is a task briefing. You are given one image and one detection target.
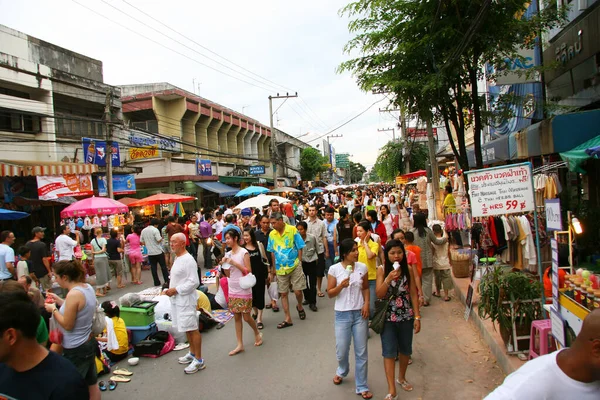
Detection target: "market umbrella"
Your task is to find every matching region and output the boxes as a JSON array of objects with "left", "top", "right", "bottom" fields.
[
  {"left": 127, "top": 193, "right": 197, "bottom": 207},
  {"left": 270, "top": 186, "right": 301, "bottom": 194},
  {"left": 173, "top": 202, "right": 186, "bottom": 216},
  {"left": 116, "top": 197, "right": 140, "bottom": 206},
  {"left": 324, "top": 184, "right": 339, "bottom": 191},
  {"left": 585, "top": 145, "right": 600, "bottom": 158},
  {"left": 235, "top": 186, "right": 269, "bottom": 197},
  {"left": 60, "top": 196, "right": 129, "bottom": 218},
  {"left": 235, "top": 195, "right": 290, "bottom": 210},
  {"left": 309, "top": 188, "right": 323, "bottom": 194},
  {"left": 0, "top": 208, "right": 30, "bottom": 220}
]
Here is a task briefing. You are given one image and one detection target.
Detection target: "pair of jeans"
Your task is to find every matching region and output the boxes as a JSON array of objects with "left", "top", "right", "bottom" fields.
[
  {"left": 334, "top": 310, "right": 369, "bottom": 394},
  {"left": 148, "top": 253, "right": 169, "bottom": 286},
  {"left": 325, "top": 242, "right": 336, "bottom": 274},
  {"left": 368, "top": 280, "right": 376, "bottom": 318},
  {"left": 302, "top": 260, "right": 317, "bottom": 305}
]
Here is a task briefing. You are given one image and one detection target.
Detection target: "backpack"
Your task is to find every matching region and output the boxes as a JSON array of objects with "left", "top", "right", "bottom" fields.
[{"left": 133, "top": 331, "right": 174, "bottom": 358}]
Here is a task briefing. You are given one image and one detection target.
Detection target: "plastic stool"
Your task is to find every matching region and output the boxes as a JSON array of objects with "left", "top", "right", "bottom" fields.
[{"left": 529, "top": 319, "right": 553, "bottom": 360}]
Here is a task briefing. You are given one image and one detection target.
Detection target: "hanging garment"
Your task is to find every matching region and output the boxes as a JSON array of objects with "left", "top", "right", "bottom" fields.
[{"left": 494, "top": 216, "right": 507, "bottom": 252}]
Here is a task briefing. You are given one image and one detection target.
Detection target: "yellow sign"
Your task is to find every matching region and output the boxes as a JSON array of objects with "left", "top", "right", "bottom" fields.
[
  {"left": 395, "top": 176, "right": 408, "bottom": 185},
  {"left": 323, "top": 163, "right": 332, "bottom": 168},
  {"left": 129, "top": 146, "right": 159, "bottom": 160}
]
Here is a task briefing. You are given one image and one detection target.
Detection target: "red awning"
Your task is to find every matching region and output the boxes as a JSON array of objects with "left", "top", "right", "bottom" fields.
[{"left": 401, "top": 170, "right": 427, "bottom": 180}]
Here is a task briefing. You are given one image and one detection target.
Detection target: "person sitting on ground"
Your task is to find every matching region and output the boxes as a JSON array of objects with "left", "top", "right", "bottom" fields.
[
  {"left": 0, "top": 291, "right": 89, "bottom": 399},
  {"left": 97, "top": 301, "right": 129, "bottom": 363},
  {"left": 485, "top": 308, "right": 600, "bottom": 399}
]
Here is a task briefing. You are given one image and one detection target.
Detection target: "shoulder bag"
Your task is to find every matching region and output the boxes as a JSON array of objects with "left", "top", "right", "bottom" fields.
[{"left": 370, "top": 276, "right": 400, "bottom": 335}]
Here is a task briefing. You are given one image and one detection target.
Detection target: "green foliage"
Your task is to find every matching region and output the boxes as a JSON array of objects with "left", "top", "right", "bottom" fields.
[
  {"left": 347, "top": 161, "right": 367, "bottom": 183},
  {"left": 373, "top": 140, "right": 428, "bottom": 182},
  {"left": 478, "top": 267, "right": 543, "bottom": 333},
  {"left": 367, "top": 168, "right": 380, "bottom": 183},
  {"left": 300, "top": 147, "right": 327, "bottom": 181}
]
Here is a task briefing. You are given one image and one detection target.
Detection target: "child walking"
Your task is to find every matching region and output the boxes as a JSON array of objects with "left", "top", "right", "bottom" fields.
[{"left": 432, "top": 224, "right": 453, "bottom": 301}]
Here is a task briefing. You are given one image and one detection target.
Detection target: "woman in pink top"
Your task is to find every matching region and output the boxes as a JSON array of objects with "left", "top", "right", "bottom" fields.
[
  {"left": 126, "top": 224, "right": 143, "bottom": 285},
  {"left": 221, "top": 229, "right": 262, "bottom": 356}
]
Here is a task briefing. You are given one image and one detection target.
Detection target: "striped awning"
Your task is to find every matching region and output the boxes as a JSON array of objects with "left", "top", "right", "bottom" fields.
[{"left": 0, "top": 160, "right": 98, "bottom": 177}]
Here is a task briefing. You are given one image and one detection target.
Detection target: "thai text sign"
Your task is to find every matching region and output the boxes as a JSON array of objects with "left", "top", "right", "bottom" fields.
[
  {"left": 129, "top": 146, "right": 159, "bottom": 160},
  {"left": 36, "top": 175, "right": 93, "bottom": 200},
  {"left": 465, "top": 163, "right": 535, "bottom": 217},
  {"left": 97, "top": 174, "right": 136, "bottom": 197}
]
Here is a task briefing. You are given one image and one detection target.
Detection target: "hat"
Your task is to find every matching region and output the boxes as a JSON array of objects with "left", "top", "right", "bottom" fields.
[
  {"left": 32, "top": 226, "right": 46, "bottom": 234},
  {"left": 241, "top": 208, "right": 252, "bottom": 217}
]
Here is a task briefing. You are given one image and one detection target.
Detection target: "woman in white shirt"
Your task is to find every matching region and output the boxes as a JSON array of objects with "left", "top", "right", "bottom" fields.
[{"left": 327, "top": 238, "right": 372, "bottom": 399}]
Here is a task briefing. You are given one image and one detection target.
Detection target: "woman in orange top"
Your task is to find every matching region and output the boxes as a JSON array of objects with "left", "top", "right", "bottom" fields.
[{"left": 543, "top": 266, "right": 565, "bottom": 303}]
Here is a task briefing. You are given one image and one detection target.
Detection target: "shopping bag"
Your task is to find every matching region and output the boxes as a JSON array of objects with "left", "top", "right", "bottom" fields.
[{"left": 268, "top": 281, "right": 279, "bottom": 300}]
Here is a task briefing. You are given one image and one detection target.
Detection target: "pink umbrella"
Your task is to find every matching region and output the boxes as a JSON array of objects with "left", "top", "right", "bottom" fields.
[{"left": 60, "top": 196, "right": 129, "bottom": 218}]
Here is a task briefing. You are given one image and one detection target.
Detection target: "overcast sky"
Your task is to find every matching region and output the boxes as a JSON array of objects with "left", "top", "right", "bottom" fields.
[{"left": 0, "top": 0, "right": 405, "bottom": 167}]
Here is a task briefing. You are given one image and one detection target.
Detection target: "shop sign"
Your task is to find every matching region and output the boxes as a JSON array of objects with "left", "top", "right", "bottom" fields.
[
  {"left": 406, "top": 127, "right": 437, "bottom": 138},
  {"left": 129, "top": 146, "right": 159, "bottom": 160},
  {"left": 550, "top": 307, "right": 566, "bottom": 348},
  {"left": 97, "top": 174, "right": 136, "bottom": 197},
  {"left": 127, "top": 130, "right": 180, "bottom": 152},
  {"left": 465, "top": 163, "right": 535, "bottom": 217},
  {"left": 249, "top": 165, "right": 265, "bottom": 175},
  {"left": 395, "top": 176, "right": 407, "bottom": 185},
  {"left": 545, "top": 199, "right": 562, "bottom": 231},
  {"left": 82, "top": 138, "right": 121, "bottom": 167},
  {"left": 196, "top": 158, "right": 212, "bottom": 176},
  {"left": 36, "top": 175, "right": 93, "bottom": 200}
]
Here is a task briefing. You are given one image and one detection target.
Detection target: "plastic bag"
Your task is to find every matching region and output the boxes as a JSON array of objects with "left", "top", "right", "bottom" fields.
[
  {"left": 119, "top": 293, "right": 142, "bottom": 307},
  {"left": 268, "top": 281, "right": 279, "bottom": 300},
  {"left": 48, "top": 316, "right": 63, "bottom": 345},
  {"left": 239, "top": 273, "right": 256, "bottom": 289}
]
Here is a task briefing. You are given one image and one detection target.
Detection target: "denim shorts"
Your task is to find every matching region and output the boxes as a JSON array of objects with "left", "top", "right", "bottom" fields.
[{"left": 380, "top": 320, "right": 414, "bottom": 358}]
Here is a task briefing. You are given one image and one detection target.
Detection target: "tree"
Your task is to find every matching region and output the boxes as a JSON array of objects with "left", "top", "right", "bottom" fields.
[
  {"left": 367, "top": 168, "right": 379, "bottom": 183},
  {"left": 300, "top": 147, "right": 327, "bottom": 181},
  {"left": 347, "top": 160, "right": 366, "bottom": 183},
  {"left": 374, "top": 140, "right": 428, "bottom": 182},
  {"left": 339, "top": 0, "right": 565, "bottom": 170}
]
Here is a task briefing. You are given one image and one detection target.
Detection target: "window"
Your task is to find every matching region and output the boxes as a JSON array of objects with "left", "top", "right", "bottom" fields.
[
  {"left": 55, "top": 116, "right": 104, "bottom": 139},
  {"left": 132, "top": 120, "right": 159, "bottom": 133},
  {"left": 0, "top": 108, "right": 41, "bottom": 134}
]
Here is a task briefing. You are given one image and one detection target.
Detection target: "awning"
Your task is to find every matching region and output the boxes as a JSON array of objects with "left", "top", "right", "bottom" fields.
[
  {"left": 560, "top": 135, "right": 600, "bottom": 173},
  {"left": 467, "top": 134, "right": 515, "bottom": 166},
  {"left": 219, "top": 175, "right": 259, "bottom": 184},
  {"left": 401, "top": 170, "right": 427, "bottom": 180},
  {"left": 512, "top": 120, "right": 546, "bottom": 159},
  {"left": 0, "top": 160, "right": 98, "bottom": 177},
  {"left": 195, "top": 181, "right": 238, "bottom": 197},
  {"left": 551, "top": 109, "right": 600, "bottom": 153}
]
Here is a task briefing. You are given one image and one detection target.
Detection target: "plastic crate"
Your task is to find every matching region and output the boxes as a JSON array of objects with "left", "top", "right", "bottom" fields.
[
  {"left": 120, "top": 301, "right": 158, "bottom": 327},
  {"left": 128, "top": 322, "right": 157, "bottom": 345}
]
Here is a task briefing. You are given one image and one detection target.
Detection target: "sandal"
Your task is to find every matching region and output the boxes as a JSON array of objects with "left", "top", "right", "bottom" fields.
[
  {"left": 112, "top": 368, "right": 133, "bottom": 376},
  {"left": 444, "top": 297, "right": 451, "bottom": 302},
  {"left": 98, "top": 381, "right": 107, "bottom": 391},
  {"left": 272, "top": 305, "right": 280, "bottom": 312},
  {"left": 110, "top": 375, "right": 131, "bottom": 383},
  {"left": 265, "top": 304, "right": 272, "bottom": 309},
  {"left": 277, "top": 321, "right": 293, "bottom": 329},
  {"left": 333, "top": 375, "right": 343, "bottom": 385},
  {"left": 296, "top": 306, "right": 306, "bottom": 320},
  {"left": 432, "top": 292, "right": 440, "bottom": 297},
  {"left": 318, "top": 292, "right": 325, "bottom": 297},
  {"left": 396, "top": 379, "right": 413, "bottom": 392},
  {"left": 384, "top": 395, "right": 397, "bottom": 400},
  {"left": 408, "top": 356, "right": 413, "bottom": 365},
  {"left": 108, "top": 380, "right": 118, "bottom": 391},
  {"left": 357, "top": 391, "right": 373, "bottom": 399},
  {"left": 257, "top": 322, "right": 264, "bottom": 330}
]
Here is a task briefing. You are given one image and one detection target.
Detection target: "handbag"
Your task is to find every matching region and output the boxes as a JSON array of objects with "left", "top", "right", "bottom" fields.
[
  {"left": 239, "top": 273, "right": 257, "bottom": 289},
  {"left": 370, "top": 281, "right": 399, "bottom": 335},
  {"left": 92, "top": 302, "right": 107, "bottom": 335},
  {"left": 257, "top": 242, "right": 270, "bottom": 269}
]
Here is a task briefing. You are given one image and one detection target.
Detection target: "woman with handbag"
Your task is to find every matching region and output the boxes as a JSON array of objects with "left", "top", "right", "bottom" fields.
[
  {"left": 327, "top": 238, "right": 372, "bottom": 399},
  {"left": 44, "top": 260, "right": 101, "bottom": 400},
  {"left": 91, "top": 228, "right": 110, "bottom": 297},
  {"left": 375, "top": 240, "right": 421, "bottom": 400},
  {"left": 221, "top": 229, "right": 262, "bottom": 356},
  {"left": 242, "top": 227, "right": 268, "bottom": 330}
]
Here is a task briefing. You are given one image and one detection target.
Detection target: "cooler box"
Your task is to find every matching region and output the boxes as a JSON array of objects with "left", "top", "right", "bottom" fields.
[
  {"left": 129, "top": 322, "right": 157, "bottom": 345},
  {"left": 120, "top": 301, "right": 158, "bottom": 327}
]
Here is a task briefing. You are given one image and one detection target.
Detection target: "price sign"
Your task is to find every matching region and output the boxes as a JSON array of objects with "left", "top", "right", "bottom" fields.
[
  {"left": 551, "top": 238, "right": 559, "bottom": 310},
  {"left": 465, "top": 163, "right": 535, "bottom": 217}
]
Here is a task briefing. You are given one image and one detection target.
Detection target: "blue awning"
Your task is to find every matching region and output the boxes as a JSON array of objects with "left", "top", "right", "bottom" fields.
[
  {"left": 552, "top": 109, "right": 600, "bottom": 153},
  {"left": 467, "top": 134, "right": 514, "bottom": 167},
  {"left": 194, "top": 181, "right": 238, "bottom": 197}
]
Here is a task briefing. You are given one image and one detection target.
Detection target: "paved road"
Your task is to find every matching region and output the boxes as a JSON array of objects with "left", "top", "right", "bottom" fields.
[{"left": 100, "top": 270, "right": 505, "bottom": 400}]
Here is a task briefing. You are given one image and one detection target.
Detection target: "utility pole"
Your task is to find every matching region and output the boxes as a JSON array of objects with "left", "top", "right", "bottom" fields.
[
  {"left": 399, "top": 104, "right": 410, "bottom": 173},
  {"left": 326, "top": 134, "right": 342, "bottom": 184},
  {"left": 378, "top": 127, "right": 395, "bottom": 142},
  {"left": 426, "top": 118, "right": 439, "bottom": 219},
  {"left": 103, "top": 90, "right": 114, "bottom": 199},
  {"left": 269, "top": 92, "right": 298, "bottom": 186}
]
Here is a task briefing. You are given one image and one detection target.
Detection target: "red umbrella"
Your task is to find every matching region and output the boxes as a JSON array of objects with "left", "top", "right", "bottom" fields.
[
  {"left": 127, "top": 193, "right": 197, "bottom": 207},
  {"left": 116, "top": 197, "right": 140, "bottom": 206},
  {"left": 60, "top": 196, "right": 129, "bottom": 218}
]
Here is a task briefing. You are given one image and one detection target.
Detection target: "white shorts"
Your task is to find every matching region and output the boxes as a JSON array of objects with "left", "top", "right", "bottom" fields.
[{"left": 171, "top": 305, "right": 198, "bottom": 333}]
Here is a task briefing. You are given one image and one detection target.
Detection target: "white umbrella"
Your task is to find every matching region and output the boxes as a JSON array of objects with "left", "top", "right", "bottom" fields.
[
  {"left": 270, "top": 186, "right": 301, "bottom": 193},
  {"left": 325, "top": 184, "right": 339, "bottom": 191},
  {"left": 236, "top": 195, "right": 290, "bottom": 210}
]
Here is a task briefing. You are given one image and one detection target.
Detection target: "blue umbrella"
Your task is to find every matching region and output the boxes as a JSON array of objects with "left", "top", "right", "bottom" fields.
[
  {"left": 0, "top": 208, "right": 30, "bottom": 220},
  {"left": 309, "top": 188, "right": 323, "bottom": 194},
  {"left": 585, "top": 145, "right": 600, "bottom": 158},
  {"left": 235, "top": 186, "right": 269, "bottom": 197}
]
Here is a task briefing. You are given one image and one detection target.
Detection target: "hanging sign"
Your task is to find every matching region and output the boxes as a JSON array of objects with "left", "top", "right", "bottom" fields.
[
  {"left": 249, "top": 165, "right": 265, "bottom": 175},
  {"left": 97, "top": 174, "right": 136, "bottom": 197},
  {"left": 36, "top": 175, "right": 93, "bottom": 200},
  {"left": 82, "top": 138, "right": 120, "bottom": 167},
  {"left": 129, "top": 146, "right": 159, "bottom": 160},
  {"left": 545, "top": 199, "right": 563, "bottom": 231},
  {"left": 465, "top": 163, "right": 535, "bottom": 217},
  {"left": 196, "top": 159, "right": 212, "bottom": 176}
]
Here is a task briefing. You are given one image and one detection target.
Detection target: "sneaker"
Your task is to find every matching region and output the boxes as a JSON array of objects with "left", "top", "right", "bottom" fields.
[
  {"left": 184, "top": 359, "right": 206, "bottom": 374},
  {"left": 178, "top": 352, "right": 195, "bottom": 364}
]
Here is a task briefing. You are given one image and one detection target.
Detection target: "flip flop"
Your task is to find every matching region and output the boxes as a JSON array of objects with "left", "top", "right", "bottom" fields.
[
  {"left": 432, "top": 292, "right": 441, "bottom": 298},
  {"left": 98, "top": 381, "right": 107, "bottom": 391},
  {"left": 112, "top": 368, "right": 133, "bottom": 376},
  {"left": 296, "top": 306, "right": 306, "bottom": 320},
  {"left": 108, "top": 380, "right": 118, "bottom": 391},
  {"left": 257, "top": 322, "right": 264, "bottom": 330},
  {"left": 396, "top": 379, "right": 413, "bottom": 392},
  {"left": 272, "top": 306, "right": 280, "bottom": 312},
  {"left": 318, "top": 292, "right": 325, "bottom": 297},
  {"left": 277, "top": 321, "right": 293, "bottom": 329},
  {"left": 357, "top": 391, "right": 373, "bottom": 399},
  {"left": 265, "top": 304, "right": 272, "bottom": 309},
  {"left": 333, "top": 375, "right": 343, "bottom": 385},
  {"left": 444, "top": 297, "right": 451, "bottom": 302},
  {"left": 110, "top": 375, "right": 131, "bottom": 383}
]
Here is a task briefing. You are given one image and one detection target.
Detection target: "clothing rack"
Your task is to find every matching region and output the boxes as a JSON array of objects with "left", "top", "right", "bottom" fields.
[{"left": 533, "top": 161, "right": 567, "bottom": 175}]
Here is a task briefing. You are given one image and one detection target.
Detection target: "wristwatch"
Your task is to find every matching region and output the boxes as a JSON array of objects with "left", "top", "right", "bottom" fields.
[{"left": 414, "top": 316, "right": 421, "bottom": 320}]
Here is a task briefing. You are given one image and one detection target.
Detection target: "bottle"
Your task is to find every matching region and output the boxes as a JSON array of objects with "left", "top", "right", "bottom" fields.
[
  {"left": 86, "top": 140, "right": 95, "bottom": 164},
  {"left": 593, "top": 290, "right": 600, "bottom": 311},
  {"left": 586, "top": 288, "right": 595, "bottom": 310}
]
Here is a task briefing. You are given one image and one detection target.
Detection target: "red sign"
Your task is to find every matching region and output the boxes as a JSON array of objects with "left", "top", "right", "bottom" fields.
[
  {"left": 406, "top": 127, "right": 437, "bottom": 138},
  {"left": 36, "top": 175, "right": 93, "bottom": 200}
]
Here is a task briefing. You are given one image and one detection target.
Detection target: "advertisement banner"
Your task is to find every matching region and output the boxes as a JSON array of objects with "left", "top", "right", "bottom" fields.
[
  {"left": 465, "top": 163, "right": 535, "bottom": 217},
  {"left": 129, "top": 146, "right": 159, "bottom": 160},
  {"left": 36, "top": 175, "right": 93, "bottom": 200},
  {"left": 249, "top": 165, "right": 265, "bottom": 175},
  {"left": 127, "top": 130, "right": 181, "bottom": 152},
  {"left": 82, "top": 138, "right": 120, "bottom": 167},
  {"left": 545, "top": 199, "right": 563, "bottom": 231},
  {"left": 97, "top": 174, "right": 136, "bottom": 197},
  {"left": 196, "top": 159, "right": 212, "bottom": 176}
]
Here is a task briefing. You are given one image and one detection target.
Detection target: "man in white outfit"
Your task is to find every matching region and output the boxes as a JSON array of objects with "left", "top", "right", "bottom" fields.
[
  {"left": 163, "top": 233, "right": 204, "bottom": 374},
  {"left": 54, "top": 225, "right": 79, "bottom": 261}
]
